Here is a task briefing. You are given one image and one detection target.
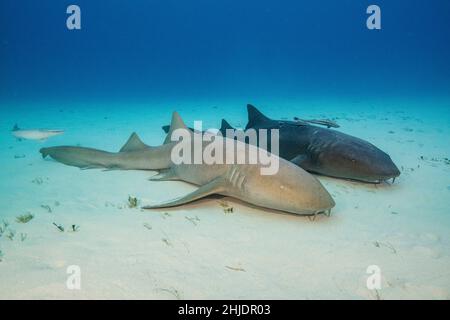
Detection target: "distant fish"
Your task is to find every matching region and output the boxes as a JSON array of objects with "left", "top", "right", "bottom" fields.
[
  {"left": 293, "top": 117, "right": 340, "bottom": 128},
  {"left": 11, "top": 124, "right": 64, "bottom": 141}
]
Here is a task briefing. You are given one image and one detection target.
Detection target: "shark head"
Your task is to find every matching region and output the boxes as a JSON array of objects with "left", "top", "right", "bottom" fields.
[
  {"left": 246, "top": 104, "right": 400, "bottom": 183},
  {"left": 309, "top": 135, "right": 401, "bottom": 183},
  {"left": 241, "top": 160, "right": 336, "bottom": 216}
]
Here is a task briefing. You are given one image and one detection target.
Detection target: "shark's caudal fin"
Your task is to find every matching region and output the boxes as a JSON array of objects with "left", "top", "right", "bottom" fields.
[
  {"left": 12, "top": 124, "right": 20, "bottom": 132},
  {"left": 119, "top": 132, "right": 148, "bottom": 152},
  {"left": 164, "top": 112, "right": 188, "bottom": 144},
  {"left": 246, "top": 104, "right": 271, "bottom": 129}
]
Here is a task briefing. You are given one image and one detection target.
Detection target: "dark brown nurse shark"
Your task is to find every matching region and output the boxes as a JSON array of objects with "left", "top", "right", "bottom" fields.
[{"left": 163, "top": 104, "right": 400, "bottom": 183}]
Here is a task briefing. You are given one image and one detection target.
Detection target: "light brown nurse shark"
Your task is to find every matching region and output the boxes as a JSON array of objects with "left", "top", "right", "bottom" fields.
[{"left": 40, "top": 112, "right": 335, "bottom": 216}]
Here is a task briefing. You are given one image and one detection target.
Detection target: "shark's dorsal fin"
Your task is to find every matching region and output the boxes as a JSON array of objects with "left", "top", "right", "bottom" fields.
[
  {"left": 164, "top": 112, "right": 188, "bottom": 144},
  {"left": 246, "top": 104, "right": 271, "bottom": 129},
  {"left": 161, "top": 125, "right": 170, "bottom": 134},
  {"left": 120, "top": 132, "right": 147, "bottom": 152},
  {"left": 220, "top": 119, "right": 234, "bottom": 132}
]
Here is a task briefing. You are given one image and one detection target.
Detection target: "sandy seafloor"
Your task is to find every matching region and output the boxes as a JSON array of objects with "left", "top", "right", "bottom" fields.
[{"left": 0, "top": 97, "right": 449, "bottom": 300}]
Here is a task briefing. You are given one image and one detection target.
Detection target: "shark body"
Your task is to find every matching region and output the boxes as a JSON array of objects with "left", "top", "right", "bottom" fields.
[
  {"left": 238, "top": 105, "right": 400, "bottom": 183},
  {"left": 40, "top": 112, "right": 335, "bottom": 216},
  {"left": 12, "top": 124, "right": 64, "bottom": 141},
  {"left": 163, "top": 105, "right": 400, "bottom": 183}
]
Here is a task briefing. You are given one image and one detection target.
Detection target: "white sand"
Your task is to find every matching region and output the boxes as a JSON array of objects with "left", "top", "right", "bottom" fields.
[{"left": 0, "top": 98, "right": 449, "bottom": 299}]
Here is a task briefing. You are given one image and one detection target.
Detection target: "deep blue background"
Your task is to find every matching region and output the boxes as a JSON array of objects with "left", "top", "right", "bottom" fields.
[{"left": 1, "top": 0, "right": 449, "bottom": 104}]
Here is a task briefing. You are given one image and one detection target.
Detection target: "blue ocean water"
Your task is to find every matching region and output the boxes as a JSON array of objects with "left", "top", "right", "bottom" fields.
[
  {"left": 1, "top": 1, "right": 450, "bottom": 300},
  {"left": 1, "top": 0, "right": 449, "bottom": 106}
]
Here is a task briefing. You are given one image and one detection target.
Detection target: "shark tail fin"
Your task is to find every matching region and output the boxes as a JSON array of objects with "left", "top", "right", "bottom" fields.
[
  {"left": 246, "top": 104, "right": 271, "bottom": 129},
  {"left": 12, "top": 124, "right": 20, "bottom": 132},
  {"left": 164, "top": 112, "right": 188, "bottom": 144},
  {"left": 119, "top": 132, "right": 148, "bottom": 152}
]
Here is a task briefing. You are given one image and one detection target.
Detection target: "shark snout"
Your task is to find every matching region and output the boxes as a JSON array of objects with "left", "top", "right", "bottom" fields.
[
  {"left": 365, "top": 155, "right": 401, "bottom": 183},
  {"left": 328, "top": 143, "right": 401, "bottom": 183},
  {"left": 40, "top": 147, "right": 50, "bottom": 158},
  {"left": 293, "top": 175, "right": 335, "bottom": 215},
  {"left": 378, "top": 163, "right": 400, "bottom": 180},
  {"left": 312, "top": 185, "right": 335, "bottom": 214}
]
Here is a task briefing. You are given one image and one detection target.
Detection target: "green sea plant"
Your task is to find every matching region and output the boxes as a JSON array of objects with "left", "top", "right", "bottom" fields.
[
  {"left": 6, "top": 230, "right": 16, "bottom": 240},
  {"left": 225, "top": 265, "right": 246, "bottom": 272},
  {"left": 143, "top": 223, "right": 152, "bottom": 230},
  {"left": 373, "top": 241, "right": 397, "bottom": 254},
  {"left": 53, "top": 222, "right": 64, "bottom": 232},
  {"left": 185, "top": 216, "right": 200, "bottom": 226},
  {"left": 162, "top": 238, "right": 172, "bottom": 246},
  {"left": 0, "top": 220, "right": 9, "bottom": 236},
  {"left": 218, "top": 200, "right": 234, "bottom": 213},
  {"left": 160, "top": 212, "right": 171, "bottom": 219},
  {"left": 157, "top": 287, "right": 181, "bottom": 300},
  {"left": 41, "top": 204, "right": 52, "bottom": 213},
  {"left": 16, "top": 213, "right": 34, "bottom": 224},
  {"left": 31, "top": 177, "right": 44, "bottom": 185},
  {"left": 71, "top": 225, "right": 80, "bottom": 232},
  {"left": 224, "top": 207, "right": 234, "bottom": 213},
  {"left": 127, "top": 196, "right": 139, "bottom": 208}
]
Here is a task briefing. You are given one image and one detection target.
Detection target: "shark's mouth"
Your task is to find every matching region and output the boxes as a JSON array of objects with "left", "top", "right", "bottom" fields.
[{"left": 306, "top": 209, "right": 332, "bottom": 221}]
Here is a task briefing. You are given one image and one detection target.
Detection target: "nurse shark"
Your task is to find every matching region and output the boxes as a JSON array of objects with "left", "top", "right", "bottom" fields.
[
  {"left": 40, "top": 112, "right": 335, "bottom": 216},
  {"left": 12, "top": 124, "right": 64, "bottom": 141},
  {"left": 163, "top": 105, "right": 400, "bottom": 183}
]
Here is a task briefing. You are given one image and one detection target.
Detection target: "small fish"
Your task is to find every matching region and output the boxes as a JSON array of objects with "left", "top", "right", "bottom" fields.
[
  {"left": 12, "top": 124, "right": 64, "bottom": 141},
  {"left": 293, "top": 117, "right": 340, "bottom": 128}
]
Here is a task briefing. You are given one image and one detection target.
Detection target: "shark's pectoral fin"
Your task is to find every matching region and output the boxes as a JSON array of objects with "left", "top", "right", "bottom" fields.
[
  {"left": 289, "top": 154, "right": 308, "bottom": 167},
  {"left": 290, "top": 154, "right": 318, "bottom": 172},
  {"left": 80, "top": 165, "right": 103, "bottom": 170},
  {"left": 142, "top": 177, "right": 226, "bottom": 209},
  {"left": 148, "top": 168, "right": 179, "bottom": 181}
]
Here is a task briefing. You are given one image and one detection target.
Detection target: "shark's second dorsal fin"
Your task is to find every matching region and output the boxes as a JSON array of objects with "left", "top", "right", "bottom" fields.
[
  {"left": 246, "top": 104, "right": 271, "bottom": 129},
  {"left": 164, "top": 112, "right": 188, "bottom": 144},
  {"left": 220, "top": 119, "right": 234, "bottom": 132},
  {"left": 161, "top": 125, "right": 170, "bottom": 134},
  {"left": 120, "top": 132, "right": 147, "bottom": 152}
]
